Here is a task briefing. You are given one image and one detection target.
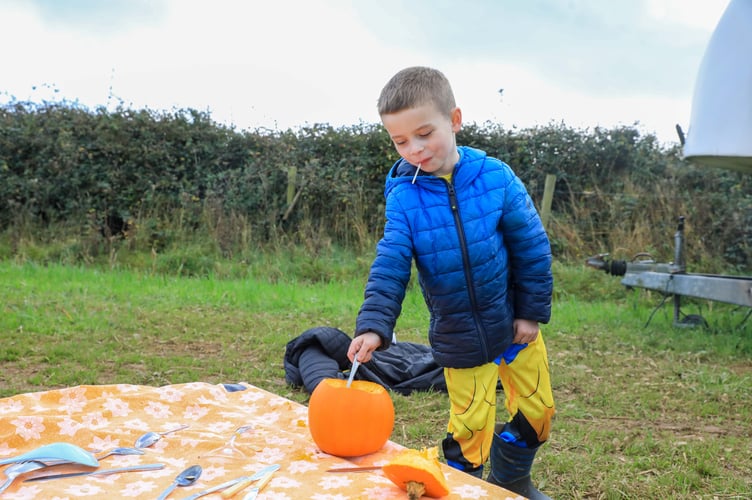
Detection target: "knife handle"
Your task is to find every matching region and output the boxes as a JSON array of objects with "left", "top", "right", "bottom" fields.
[
  {"left": 92, "top": 463, "right": 166, "bottom": 476},
  {"left": 180, "top": 478, "right": 242, "bottom": 500},
  {"left": 220, "top": 477, "right": 255, "bottom": 498},
  {"left": 241, "top": 471, "right": 274, "bottom": 500},
  {"left": 219, "top": 464, "right": 280, "bottom": 498}
]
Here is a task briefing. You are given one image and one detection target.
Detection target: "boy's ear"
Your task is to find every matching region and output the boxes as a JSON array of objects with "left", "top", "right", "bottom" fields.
[{"left": 450, "top": 107, "right": 462, "bottom": 132}]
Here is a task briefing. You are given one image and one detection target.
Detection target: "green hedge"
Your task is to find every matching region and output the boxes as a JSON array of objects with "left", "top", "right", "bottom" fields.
[{"left": 0, "top": 101, "right": 749, "bottom": 270}]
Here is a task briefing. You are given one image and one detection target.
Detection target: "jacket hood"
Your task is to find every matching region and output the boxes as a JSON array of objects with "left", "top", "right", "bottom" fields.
[{"left": 384, "top": 146, "right": 488, "bottom": 197}]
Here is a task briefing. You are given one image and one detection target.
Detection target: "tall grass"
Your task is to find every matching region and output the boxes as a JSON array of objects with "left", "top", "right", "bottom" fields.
[{"left": 2, "top": 179, "right": 747, "bottom": 280}]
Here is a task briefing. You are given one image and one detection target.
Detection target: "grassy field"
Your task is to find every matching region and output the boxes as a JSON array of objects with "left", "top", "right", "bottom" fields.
[{"left": 1, "top": 259, "right": 750, "bottom": 499}]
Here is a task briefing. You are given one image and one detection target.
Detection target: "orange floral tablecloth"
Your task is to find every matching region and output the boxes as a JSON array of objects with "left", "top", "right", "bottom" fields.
[{"left": 0, "top": 382, "right": 519, "bottom": 499}]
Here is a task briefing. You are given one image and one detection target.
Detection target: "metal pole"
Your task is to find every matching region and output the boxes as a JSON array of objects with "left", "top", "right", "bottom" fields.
[{"left": 673, "top": 216, "right": 686, "bottom": 324}]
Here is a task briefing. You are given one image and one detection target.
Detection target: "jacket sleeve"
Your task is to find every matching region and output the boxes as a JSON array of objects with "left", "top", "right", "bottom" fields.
[
  {"left": 355, "top": 191, "right": 414, "bottom": 350},
  {"left": 500, "top": 171, "right": 553, "bottom": 324}
]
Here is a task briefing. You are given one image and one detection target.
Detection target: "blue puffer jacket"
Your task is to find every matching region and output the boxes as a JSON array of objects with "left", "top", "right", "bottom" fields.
[{"left": 355, "top": 146, "right": 553, "bottom": 368}]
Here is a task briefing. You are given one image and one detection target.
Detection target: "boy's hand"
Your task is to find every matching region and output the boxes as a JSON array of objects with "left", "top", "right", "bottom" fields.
[
  {"left": 348, "top": 332, "right": 382, "bottom": 363},
  {"left": 513, "top": 318, "right": 539, "bottom": 344}
]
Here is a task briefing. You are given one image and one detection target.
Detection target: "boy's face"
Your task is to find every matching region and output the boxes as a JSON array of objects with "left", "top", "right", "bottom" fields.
[{"left": 381, "top": 103, "right": 462, "bottom": 177}]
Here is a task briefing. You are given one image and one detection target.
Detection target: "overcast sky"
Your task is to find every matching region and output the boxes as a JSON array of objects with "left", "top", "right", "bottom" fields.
[{"left": 0, "top": 0, "right": 731, "bottom": 144}]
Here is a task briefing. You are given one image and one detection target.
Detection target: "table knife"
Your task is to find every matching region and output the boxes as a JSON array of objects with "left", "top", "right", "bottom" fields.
[
  {"left": 220, "top": 464, "right": 280, "bottom": 498},
  {"left": 24, "top": 463, "right": 165, "bottom": 482},
  {"left": 241, "top": 469, "right": 275, "bottom": 500},
  {"left": 326, "top": 465, "right": 382, "bottom": 472},
  {"left": 180, "top": 464, "right": 279, "bottom": 500}
]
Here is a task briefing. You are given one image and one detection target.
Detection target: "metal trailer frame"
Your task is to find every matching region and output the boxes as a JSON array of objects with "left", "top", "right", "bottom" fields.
[{"left": 586, "top": 216, "right": 752, "bottom": 328}]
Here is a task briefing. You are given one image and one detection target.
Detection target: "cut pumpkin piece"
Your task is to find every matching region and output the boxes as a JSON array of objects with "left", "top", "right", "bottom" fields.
[{"left": 382, "top": 447, "right": 449, "bottom": 499}]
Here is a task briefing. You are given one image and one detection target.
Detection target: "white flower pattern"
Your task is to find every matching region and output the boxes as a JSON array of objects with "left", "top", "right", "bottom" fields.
[
  {"left": 143, "top": 401, "right": 172, "bottom": 419},
  {"left": 0, "top": 399, "right": 23, "bottom": 415},
  {"left": 183, "top": 403, "right": 209, "bottom": 420},
  {"left": 3, "top": 485, "right": 43, "bottom": 500},
  {"left": 57, "top": 417, "right": 83, "bottom": 437},
  {"left": 11, "top": 416, "right": 44, "bottom": 440},
  {"left": 0, "top": 382, "right": 511, "bottom": 499},
  {"left": 102, "top": 396, "right": 131, "bottom": 417},
  {"left": 64, "top": 483, "right": 104, "bottom": 496},
  {"left": 81, "top": 411, "right": 109, "bottom": 430},
  {"left": 59, "top": 387, "right": 88, "bottom": 414}
]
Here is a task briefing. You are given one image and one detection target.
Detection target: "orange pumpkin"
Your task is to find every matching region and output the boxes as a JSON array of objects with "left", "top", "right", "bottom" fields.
[
  {"left": 307, "top": 378, "right": 394, "bottom": 457},
  {"left": 383, "top": 447, "right": 450, "bottom": 499}
]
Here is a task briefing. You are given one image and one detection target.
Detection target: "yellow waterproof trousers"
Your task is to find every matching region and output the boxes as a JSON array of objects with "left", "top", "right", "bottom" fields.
[{"left": 442, "top": 333, "right": 555, "bottom": 471}]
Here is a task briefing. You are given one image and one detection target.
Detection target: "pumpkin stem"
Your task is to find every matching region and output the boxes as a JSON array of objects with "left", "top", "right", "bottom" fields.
[{"left": 406, "top": 481, "right": 426, "bottom": 500}]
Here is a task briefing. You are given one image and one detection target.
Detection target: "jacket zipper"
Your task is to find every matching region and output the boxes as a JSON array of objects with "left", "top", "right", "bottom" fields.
[{"left": 445, "top": 181, "right": 489, "bottom": 362}]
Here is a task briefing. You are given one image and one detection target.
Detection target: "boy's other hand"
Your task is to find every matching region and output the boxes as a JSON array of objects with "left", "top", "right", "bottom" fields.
[
  {"left": 513, "top": 319, "right": 540, "bottom": 344},
  {"left": 348, "top": 332, "right": 382, "bottom": 363}
]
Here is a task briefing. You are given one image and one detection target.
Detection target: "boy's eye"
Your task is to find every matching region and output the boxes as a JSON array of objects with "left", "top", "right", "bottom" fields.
[
  {"left": 419, "top": 131, "right": 432, "bottom": 138},
  {"left": 394, "top": 140, "right": 407, "bottom": 146}
]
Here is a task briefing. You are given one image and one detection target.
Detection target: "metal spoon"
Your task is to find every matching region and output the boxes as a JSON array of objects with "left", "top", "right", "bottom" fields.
[
  {"left": 0, "top": 461, "right": 49, "bottom": 494},
  {"left": 24, "top": 462, "right": 166, "bottom": 482},
  {"left": 135, "top": 424, "right": 190, "bottom": 449},
  {"left": 156, "top": 464, "right": 202, "bottom": 500},
  {"left": 95, "top": 447, "right": 145, "bottom": 460},
  {"left": 0, "top": 442, "right": 99, "bottom": 467}
]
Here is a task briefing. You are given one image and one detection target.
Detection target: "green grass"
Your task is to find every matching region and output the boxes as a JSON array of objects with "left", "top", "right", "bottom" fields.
[{"left": 1, "top": 258, "right": 751, "bottom": 498}]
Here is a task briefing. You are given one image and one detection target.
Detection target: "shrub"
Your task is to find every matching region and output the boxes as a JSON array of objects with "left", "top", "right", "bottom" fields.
[{"left": 0, "top": 101, "right": 748, "bottom": 271}]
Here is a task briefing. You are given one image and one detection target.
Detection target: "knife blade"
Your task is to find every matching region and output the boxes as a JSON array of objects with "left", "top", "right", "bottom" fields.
[
  {"left": 24, "top": 463, "right": 165, "bottom": 482},
  {"left": 179, "top": 478, "right": 243, "bottom": 500},
  {"left": 180, "top": 464, "right": 280, "bottom": 500},
  {"left": 326, "top": 465, "right": 382, "bottom": 472},
  {"left": 241, "top": 469, "right": 275, "bottom": 500}
]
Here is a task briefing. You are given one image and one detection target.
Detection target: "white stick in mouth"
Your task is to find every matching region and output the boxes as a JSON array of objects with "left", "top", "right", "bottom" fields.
[{"left": 411, "top": 163, "right": 421, "bottom": 184}]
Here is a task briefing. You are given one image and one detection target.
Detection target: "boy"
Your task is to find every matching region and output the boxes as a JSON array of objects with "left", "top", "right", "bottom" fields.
[{"left": 347, "top": 66, "right": 555, "bottom": 499}]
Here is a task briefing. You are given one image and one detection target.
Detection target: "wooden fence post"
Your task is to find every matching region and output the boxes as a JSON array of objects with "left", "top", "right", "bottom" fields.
[
  {"left": 541, "top": 174, "right": 556, "bottom": 230},
  {"left": 286, "top": 166, "right": 297, "bottom": 206},
  {"left": 283, "top": 166, "right": 304, "bottom": 222}
]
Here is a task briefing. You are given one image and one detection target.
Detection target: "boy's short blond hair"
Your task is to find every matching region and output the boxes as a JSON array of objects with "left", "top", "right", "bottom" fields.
[{"left": 377, "top": 66, "right": 456, "bottom": 118}]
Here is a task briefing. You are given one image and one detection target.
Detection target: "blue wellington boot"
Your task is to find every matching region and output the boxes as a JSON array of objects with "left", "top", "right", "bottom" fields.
[{"left": 487, "top": 428, "right": 551, "bottom": 500}]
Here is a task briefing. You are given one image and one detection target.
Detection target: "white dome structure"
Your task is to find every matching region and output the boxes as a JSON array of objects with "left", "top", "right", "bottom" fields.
[{"left": 683, "top": 0, "right": 752, "bottom": 174}]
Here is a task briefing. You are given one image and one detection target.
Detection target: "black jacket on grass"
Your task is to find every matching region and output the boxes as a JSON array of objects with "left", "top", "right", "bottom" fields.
[{"left": 283, "top": 326, "right": 446, "bottom": 395}]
